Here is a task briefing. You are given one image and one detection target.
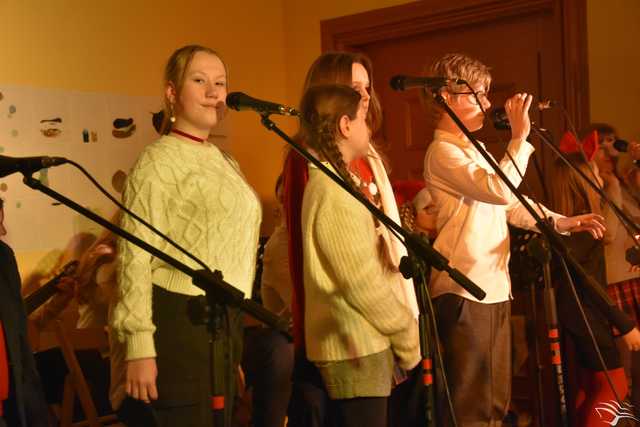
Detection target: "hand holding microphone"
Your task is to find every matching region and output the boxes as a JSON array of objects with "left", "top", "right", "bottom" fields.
[
  {"left": 491, "top": 98, "right": 558, "bottom": 131},
  {"left": 612, "top": 139, "right": 640, "bottom": 160},
  {"left": 504, "top": 93, "right": 533, "bottom": 141}
]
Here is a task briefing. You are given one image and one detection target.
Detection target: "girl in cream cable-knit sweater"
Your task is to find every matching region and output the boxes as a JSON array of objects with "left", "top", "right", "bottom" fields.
[
  {"left": 110, "top": 45, "right": 260, "bottom": 426},
  {"left": 299, "top": 84, "right": 419, "bottom": 427}
]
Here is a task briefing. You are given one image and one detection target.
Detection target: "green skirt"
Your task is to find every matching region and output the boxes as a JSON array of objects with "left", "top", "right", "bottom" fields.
[{"left": 314, "top": 348, "right": 394, "bottom": 399}]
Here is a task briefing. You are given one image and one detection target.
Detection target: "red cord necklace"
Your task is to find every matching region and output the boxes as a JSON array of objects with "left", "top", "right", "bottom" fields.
[{"left": 171, "top": 128, "right": 206, "bottom": 143}]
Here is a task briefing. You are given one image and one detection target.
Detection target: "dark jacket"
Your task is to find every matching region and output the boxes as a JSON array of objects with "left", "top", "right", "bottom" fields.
[
  {"left": 556, "top": 231, "right": 634, "bottom": 338},
  {"left": 0, "top": 240, "right": 48, "bottom": 427}
]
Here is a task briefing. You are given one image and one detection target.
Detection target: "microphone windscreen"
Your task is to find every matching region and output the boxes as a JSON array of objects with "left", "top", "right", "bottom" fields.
[
  {"left": 613, "top": 139, "right": 629, "bottom": 152},
  {"left": 389, "top": 76, "right": 405, "bottom": 91},
  {"left": 626, "top": 246, "right": 640, "bottom": 266},
  {"left": 225, "top": 92, "right": 248, "bottom": 111},
  {"left": 491, "top": 108, "right": 510, "bottom": 130}
]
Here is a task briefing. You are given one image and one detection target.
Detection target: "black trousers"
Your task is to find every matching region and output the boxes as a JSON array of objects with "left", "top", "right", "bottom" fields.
[
  {"left": 241, "top": 327, "right": 293, "bottom": 427},
  {"left": 287, "top": 351, "right": 335, "bottom": 427}
]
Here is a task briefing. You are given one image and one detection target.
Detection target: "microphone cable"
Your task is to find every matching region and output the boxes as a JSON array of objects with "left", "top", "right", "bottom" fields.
[{"left": 64, "top": 159, "right": 213, "bottom": 273}]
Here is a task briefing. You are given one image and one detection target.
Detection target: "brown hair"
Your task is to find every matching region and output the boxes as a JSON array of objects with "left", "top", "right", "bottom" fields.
[
  {"left": 422, "top": 53, "right": 492, "bottom": 125},
  {"left": 301, "top": 52, "right": 382, "bottom": 137},
  {"left": 160, "top": 45, "right": 227, "bottom": 134},
  {"left": 549, "top": 153, "right": 601, "bottom": 217},
  {"left": 299, "top": 84, "right": 362, "bottom": 188},
  {"left": 585, "top": 122, "right": 617, "bottom": 141}
]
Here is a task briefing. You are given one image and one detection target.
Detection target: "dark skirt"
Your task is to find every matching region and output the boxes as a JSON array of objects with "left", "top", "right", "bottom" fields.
[{"left": 120, "top": 285, "right": 243, "bottom": 427}]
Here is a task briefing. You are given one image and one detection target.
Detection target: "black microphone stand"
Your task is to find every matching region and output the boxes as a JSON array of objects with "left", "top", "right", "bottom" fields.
[
  {"left": 526, "top": 236, "right": 569, "bottom": 426},
  {"left": 20, "top": 174, "right": 288, "bottom": 427},
  {"left": 399, "top": 248, "right": 437, "bottom": 426},
  {"left": 258, "top": 113, "right": 484, "bottom": 427}
]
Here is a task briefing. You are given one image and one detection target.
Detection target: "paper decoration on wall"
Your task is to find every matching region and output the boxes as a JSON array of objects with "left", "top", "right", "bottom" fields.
[
  {"left": 82, "top": 128, "right": 99, "bottom": 143},
  {"left": 111, "top": 169, "right": 127, "bottom": 193},
  {"left": 112, "top": 117, "right": 136, "bottom": 139},
  {"left": 0, "top": 84, "right": 160, "bottom": 253},
  {"left": 40, "top": 117, "right": 63, "bottom": 138}
]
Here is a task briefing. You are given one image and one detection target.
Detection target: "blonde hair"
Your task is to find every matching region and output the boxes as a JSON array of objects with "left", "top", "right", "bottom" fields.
[
  {"left": 422, "top": 53, "right": 492, "bottom": 125},
  {"left": 549, "top": 153, "right": 601, "bottom": 217},
  {"left": 160, "top": 45, "right": 227, "bottom": 134}
]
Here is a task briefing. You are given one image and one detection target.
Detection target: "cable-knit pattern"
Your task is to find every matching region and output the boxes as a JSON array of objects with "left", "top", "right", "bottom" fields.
[
  {"left": 302, "top": 163, "right": 419, "bottom": 368},
  {"left": 111, "top": 135, "right": 261, "bottom": 360}
]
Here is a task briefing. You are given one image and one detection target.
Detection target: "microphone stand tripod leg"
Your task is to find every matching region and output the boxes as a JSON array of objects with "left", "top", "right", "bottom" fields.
[
  {"left": 530, "top": 237, "right": 569, "bottom": 427},
  {"left": 401, "top": 251, "right": 439, "bottom": 426},
  {"left": 207, "top": 302, "right": 231, "bottom": 427}
]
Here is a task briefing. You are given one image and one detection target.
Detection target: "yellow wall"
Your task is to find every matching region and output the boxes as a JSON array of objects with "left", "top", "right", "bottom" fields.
[
  {"left": 2, "top": 0, "right": 631, "bottom": 277},
  {"left": 0, "top": 0, "right": 415, "bottom": 277},
  {"left": 0, "top": 0, "right": 291, "bottom": 276},
  {"left": 281, "top": 0, "right": 415, "bottom": 106},
  {"left": 587, "top": 0, "right": 640, "bottom": 140}
]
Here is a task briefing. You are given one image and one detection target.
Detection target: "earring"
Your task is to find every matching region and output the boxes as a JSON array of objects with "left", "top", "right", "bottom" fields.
[{"left": 169, "top": 103, "right": 176, "bottom": 123}]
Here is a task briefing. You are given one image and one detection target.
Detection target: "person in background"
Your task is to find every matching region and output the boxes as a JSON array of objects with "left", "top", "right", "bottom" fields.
[
  {"left": 241, "top": 174, "right": 294, "bottom": 427},
  {"left": 591, "top": 123, "right": 640, "bottom": 417},
  {"left": 31, "top": 225, "right": 117, "bottom": 420},
  {"left": 392, "top": 180, "right": 438, "bottom": 239},
  {"left": 0, "top": 197, "right": 49, "bottom": 427},
  {"left": 550, "top": 144, "right": 640, "bottom": 427}
]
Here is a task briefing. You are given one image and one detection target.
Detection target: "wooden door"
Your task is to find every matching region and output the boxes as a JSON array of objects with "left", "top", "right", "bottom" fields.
[{"left": 321, "top": 1, "right": 589, "bottom": 426}]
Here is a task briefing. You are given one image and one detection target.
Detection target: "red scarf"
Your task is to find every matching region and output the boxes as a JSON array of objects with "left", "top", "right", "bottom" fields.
[{"left": 282, "top": 150, "right": 309, "bottom": 351}]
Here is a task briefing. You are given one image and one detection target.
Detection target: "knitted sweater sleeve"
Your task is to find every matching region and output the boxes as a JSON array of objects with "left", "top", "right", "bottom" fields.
[
  {"left": 313, "top": 186, "right": 418, "bottom": 363},
  {"left": 111, "top": 161, "right": 171, "bottom": 360}
]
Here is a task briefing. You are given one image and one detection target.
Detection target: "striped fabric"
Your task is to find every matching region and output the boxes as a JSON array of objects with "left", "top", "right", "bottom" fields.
[{"left": 607, "top": 277, "right": 640, "bottom": 336}]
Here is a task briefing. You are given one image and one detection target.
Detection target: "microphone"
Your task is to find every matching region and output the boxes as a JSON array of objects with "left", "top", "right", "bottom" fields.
[
  {"left": 613, "top": 139, "right": 631, "bottom": 152},
  {"left": 0, "top": 155, "right": 68, "bottom": 178},
  {"left": 491, "top": 100, "right": 559, "bottom": 130},
  {"left": 226, "top": 92, "right": 299, "bottom": 116},
  {"left": 389, "top": 75, "right": 467, "bottom": 91},
  {"left": 626, "top": 246, "right": 640, "bottom": 267}
]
